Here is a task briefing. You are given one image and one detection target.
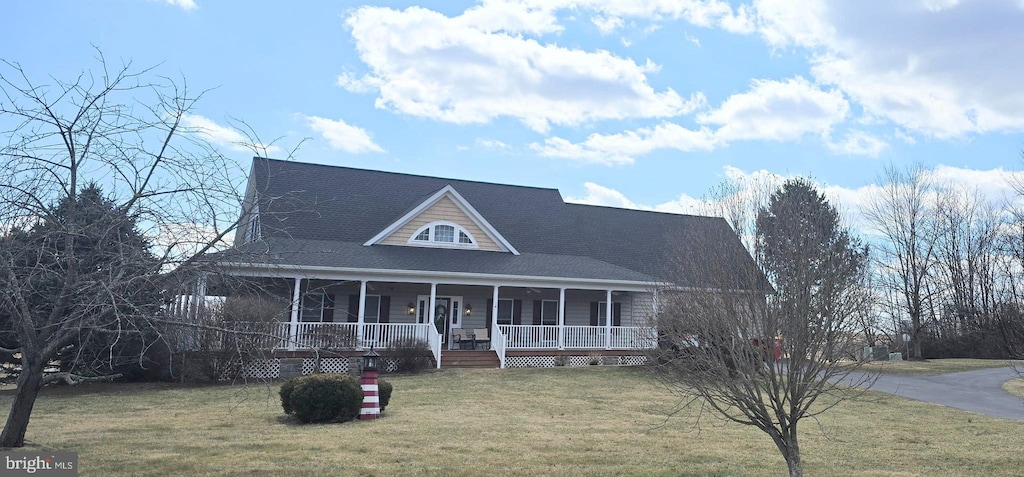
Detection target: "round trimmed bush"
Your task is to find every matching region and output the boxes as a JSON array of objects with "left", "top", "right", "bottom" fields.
[
  {"left": 279, "top": 375, "right": 316, "bottom": 415},
  {"left": 378, "top": 379, "right": 393, "bottom": 412},
  {"left": 289, "top": 374, "right": 364, "bottom": 424}
]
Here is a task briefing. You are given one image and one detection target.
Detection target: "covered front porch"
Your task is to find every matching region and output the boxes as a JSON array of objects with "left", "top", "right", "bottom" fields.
[{"left": 194, "top": 271, "right": 660, "bottom": 369}]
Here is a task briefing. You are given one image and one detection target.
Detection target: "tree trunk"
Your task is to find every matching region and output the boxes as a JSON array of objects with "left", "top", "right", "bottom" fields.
[
  {"left": 911, "top": 315, "right": 923, "bottom": 360},
  {"left": 772, "top": 431, "right": 803, "bottom": 477},
  {"left": 784, "top": 441, "right": 802, "bottom": 477},
  {"left": 0, "top": 358, "right": 45, "bottom": 447}
]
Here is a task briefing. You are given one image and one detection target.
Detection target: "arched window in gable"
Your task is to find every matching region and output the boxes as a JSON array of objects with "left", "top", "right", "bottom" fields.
[{"left": 409, "top": 221, "right": 478, "bottom": 248}]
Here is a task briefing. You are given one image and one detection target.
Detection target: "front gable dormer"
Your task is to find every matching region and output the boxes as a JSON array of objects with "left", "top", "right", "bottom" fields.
[{"left": 364, "top": 185, "right": 519, "bottom": 254}]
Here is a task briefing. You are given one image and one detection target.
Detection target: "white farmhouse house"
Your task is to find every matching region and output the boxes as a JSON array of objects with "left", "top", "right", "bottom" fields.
[{"left": 197, "top": 158, "right": 758, "bottom": 372}]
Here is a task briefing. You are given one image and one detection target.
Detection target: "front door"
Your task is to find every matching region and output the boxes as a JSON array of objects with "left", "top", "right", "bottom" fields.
[{"left": 416, "top": 295, "right": 463, "bottom": 349}]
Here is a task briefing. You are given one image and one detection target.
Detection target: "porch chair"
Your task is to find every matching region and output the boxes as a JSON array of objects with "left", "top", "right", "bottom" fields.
[
  {"left": 473, "top": 328, "right": 490, "bottom": 350},
  {"left": 450, "top": 328, "right": 466, "bottom": 350},
  {"left": 456, "top": 329, "right": 477, "bottom": 350}
]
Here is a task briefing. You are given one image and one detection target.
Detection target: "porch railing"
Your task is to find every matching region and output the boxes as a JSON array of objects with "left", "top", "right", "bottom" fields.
[
  {"left": 361, "top": 323, "right": 431, "bottom": 348},
  {"left": 172, "top": 321, "right": 291, "bottom": 351},
  {"left": 293, "top": 323, "right": 359, "bottom": 349},
  {"left": 426, "top": 323, "right": 442, "bottom": 369},
  {"left": 220, "top": 322, "right": 653, "bottom": 355},
  {"left": 562, "top": 325, "right": 605, "bottom": 349},
  {"left": 276, "top": 323, "right": 440, "bottom": 353},
  {"left": 562, "top": 325, "right": 657, "bottom": 350},
  {"left": 491, "top": 321, "right": 507, "bottom": 368},
  {"left": 499, "top": 324, "right": 559, "bottom": 349},
  {"left": 610, "top": 326, "right": 657, "bottom": 349}
]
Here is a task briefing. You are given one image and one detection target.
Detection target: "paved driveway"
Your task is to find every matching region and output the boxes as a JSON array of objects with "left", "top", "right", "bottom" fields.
[{"left": 843, "top": 365, "right": 1024, "bottom": 421}]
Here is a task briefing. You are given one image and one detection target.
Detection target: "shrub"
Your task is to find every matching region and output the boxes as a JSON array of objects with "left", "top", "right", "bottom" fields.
[
  {"left": 279, "top": 375, "right": 315, "bottom": 415},
  {"left": 383, "top": 338, "right": 433, "bottom": 374},
  {"left": 378, "top": 379, "right": 393, "bottom": 412},
  {"left": 288, "top": 374, "right": 364, "bottom": 424}
]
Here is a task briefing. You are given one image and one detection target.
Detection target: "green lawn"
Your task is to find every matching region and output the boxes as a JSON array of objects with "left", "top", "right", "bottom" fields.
[
  {"left": 7, "top": 366, "right": 1024, "bottom": 476},
  {"left": 1004, "top": 378, "right": 1024, "bottom": 399},
  {"left": 855, "top": 358, "right": 1016, "bottom": 375}
]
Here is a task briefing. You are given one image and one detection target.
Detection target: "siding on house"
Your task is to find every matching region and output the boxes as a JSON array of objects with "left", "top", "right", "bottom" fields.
[{"left": 378, "top": 195, "right": 505, "bottom": 251}]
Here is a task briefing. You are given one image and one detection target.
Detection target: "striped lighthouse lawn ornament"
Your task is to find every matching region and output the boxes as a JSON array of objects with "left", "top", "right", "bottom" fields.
[{"left": 360, "top": 347, "right": 381, "bottom": 420}]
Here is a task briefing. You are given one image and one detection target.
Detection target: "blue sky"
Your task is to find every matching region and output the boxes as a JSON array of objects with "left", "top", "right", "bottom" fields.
[{"left": 4, "top": 0, "right": 1024, "bottom": 222}]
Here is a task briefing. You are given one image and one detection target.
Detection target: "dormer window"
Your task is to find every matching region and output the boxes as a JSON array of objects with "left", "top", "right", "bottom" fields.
[{"left": 409, "top": 221, "right": 477, "bottom": 248}]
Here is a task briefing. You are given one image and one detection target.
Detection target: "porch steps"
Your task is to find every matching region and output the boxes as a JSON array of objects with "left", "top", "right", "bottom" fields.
[{"left": 440, "top": 350, "right": 500, "bottom": 369}]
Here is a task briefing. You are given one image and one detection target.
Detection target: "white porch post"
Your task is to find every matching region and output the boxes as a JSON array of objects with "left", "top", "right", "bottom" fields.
[
  {"left": 653, "top": 288, "right": 660, "bottom": 315},
  {"left": 195, "top": 273, "right": 208, "bottom": 322},
  {"left": 605, "top": 289, "right": 613, "bottom": 350},
  {"left": 185, "top": 279, "right": 197, "bottom": 321},
  {"left": 557, "top": 287, "right": 566, "bottom": 350},
  {"left": 491, "top": 285, "right": 500, "bottom": 332},
  {"left": 357, "top": 280, "right": 367, "bottom": 349},
  {"left": 289, "top": 277, "right": 303, "bottom": 350},
  {"left": 429, "top": 283, "right": 437, "bottom": 329}
]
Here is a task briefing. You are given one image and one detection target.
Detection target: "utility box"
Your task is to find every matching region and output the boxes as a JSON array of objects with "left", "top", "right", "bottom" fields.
[
  {"left": 889, "top": 352, "right": 903, "bottom": 361},
  {"left": 279, "top": 358, "right": 304, "bottom": 379},
  {"left": 862, "top": 346, "right": 890, "bottom": 361}
]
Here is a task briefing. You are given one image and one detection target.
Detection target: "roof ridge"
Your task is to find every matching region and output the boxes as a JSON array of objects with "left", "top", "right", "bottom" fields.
[
  {"left": 564, "top": 201, "right": 726, "bottom": 220},
  {"left": 254, "top": 157, "right": 563, "bottom": 194}
]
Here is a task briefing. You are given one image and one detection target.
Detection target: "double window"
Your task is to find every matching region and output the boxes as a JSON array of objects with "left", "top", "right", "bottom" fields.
[
  {"left": 409, "top": 221, "right": 476, "bottom": 247},
  {"left": 300, "top": 292, "right": 335, "bottom": 322}
]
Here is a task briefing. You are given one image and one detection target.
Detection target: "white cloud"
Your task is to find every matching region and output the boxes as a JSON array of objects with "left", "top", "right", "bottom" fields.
[
  {"left": 683, "top": 32, "right": 702, "bottom": 47},
  {"left": 343, "top": 4, "right": 713, "bottom": 133},
  {"left": 894, "top": 129, "right": 917, "bottom": 145},
  {"left": 476, "top": 138, "right": 509, "bottom": 149},
  {"left": 454, "top": 0, "right": 755, "bottom": 35},
  {"left": 565, "top": 182, "right": 705, "bottom": 214},
  {"left": 568, "top": 165, "right": 1024, "bottom": 239},
  {"left": 531, "top": 120, "right": 717, "bottom": 165},
  {"left": 825, "top": 130, "right": 888, "bottom": 157},
  {"left": 304, "top": 116, "right": 385, "bottom": 154},
  {"left": 928, "top": 165, "right": 1023, "bottom": 203},
  {"left": 566, "top": 182, "right": 648, "bottom": 209},
  {"left": 698, "top": 77, "right": 848, "bottom": 142},
  {"left": 534, "top": 77, "right": 853, "bottom": 164},
  {"left": 164, "top": 0, "right": 197, "bottom": 11},
  {"left": 592, "top": 15, "right": 624, "bottom": 34},
  {"left": 180, "top": 114, "right": 280, "bottom": 155},
  {"left": 336, "top": 72, "right": 381, "bottom": 93},
  {"left": 754, "top": 1, "right": 1024, "bottom": 137}
]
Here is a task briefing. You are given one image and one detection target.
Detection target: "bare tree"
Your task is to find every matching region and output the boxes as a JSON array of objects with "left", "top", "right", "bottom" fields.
[
  {"left": 0, "top": 53, "right": 281, "bottom": 447},
  {"left": 650, "top": 179, "right": 872, "bottom": 477},
  {"left": 933, "top": 185, "right": 1003, "bottom": 335},
  {"left": 862, "top": 164, "right": 939, "bottom": 360},
  {"left": 700, "top": 171, "right": 777, "bottom": 254}
]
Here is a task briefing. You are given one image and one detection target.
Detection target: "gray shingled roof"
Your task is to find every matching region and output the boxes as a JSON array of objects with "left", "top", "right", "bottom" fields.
[{"left": 225, "top": 158, "right": 763, "bottom": 289}]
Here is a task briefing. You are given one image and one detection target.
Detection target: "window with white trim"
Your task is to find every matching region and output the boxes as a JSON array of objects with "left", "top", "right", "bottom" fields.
[
  {"left": 540, "top": 300, "right": 559, "bottom": 325},
  {"left": 364, "top": 295, "right": 381, "bottom": 323},
  {"left": 597, "top": 302, "right": 618, "bottom": 326},
  {"left": 496, "top": 298, "right": 514, "bottom": 325},
  {"left": 300, "top": 292, "right": 335, "bottom": 322},
  {"left": 409, "top": 221, "right": 478, "bottom": 248}
]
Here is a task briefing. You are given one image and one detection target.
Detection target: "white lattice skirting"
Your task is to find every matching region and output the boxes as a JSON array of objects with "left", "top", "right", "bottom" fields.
[
  {"left": 241, "top": 356, "right": 404, "bottom": 379},
  {"left": 505, "top": 355, "right": 647, "bottom": 368}
]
